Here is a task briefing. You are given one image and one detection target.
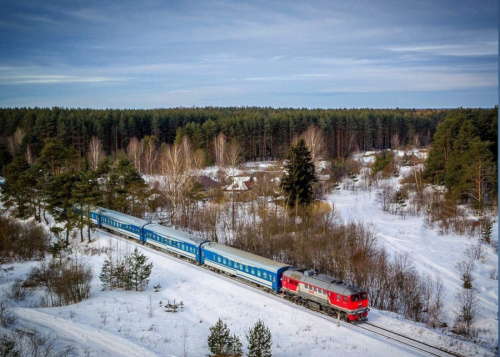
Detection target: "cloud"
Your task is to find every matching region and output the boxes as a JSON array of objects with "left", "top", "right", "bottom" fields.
[{"left": 383, "top": 42, "right": 498, "bottom": 57}]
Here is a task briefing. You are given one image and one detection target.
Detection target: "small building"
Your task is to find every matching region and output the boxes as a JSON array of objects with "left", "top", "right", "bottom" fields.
[
  {"left": 224, "top": 176, "right": 255, "bottom": 192},
  {"left": 194, "top": 175, "right": 221, "bottom": 191}
]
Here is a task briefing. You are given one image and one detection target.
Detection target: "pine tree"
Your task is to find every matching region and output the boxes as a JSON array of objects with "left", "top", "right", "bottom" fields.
[
  {"left": 128, "top": 248, "right": 153, "bottom": 291},
  {"left": 207, "top": 318, "right": 231, "bottom": 357},
  {"left": 281, "top": 139, "right": 317, "bottom": 209},
  {"left": 226, "top": 334, "right": 243, "bottom": 357},
  {"left": 246, "top": 320, "right": 272, "bottom": 357}
]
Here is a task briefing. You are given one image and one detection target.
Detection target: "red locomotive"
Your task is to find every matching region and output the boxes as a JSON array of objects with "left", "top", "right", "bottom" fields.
[{"left": 281, "top": 269, "right": 369, "bottom": 322}]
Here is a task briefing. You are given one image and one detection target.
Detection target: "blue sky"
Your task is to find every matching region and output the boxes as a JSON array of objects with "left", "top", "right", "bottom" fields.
[{"left": 0, "top": 0, "right": 497, "bottom": 109}]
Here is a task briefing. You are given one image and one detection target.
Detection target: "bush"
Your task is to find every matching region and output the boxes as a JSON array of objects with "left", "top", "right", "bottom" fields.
[
  {"left": 371, "top": 151, "right": 394, "bottom": 176},
  {"left": 0, "top": 214, "right": 50, "bottom": 264},
  {"left": 24, "top": 258, "right": 92, "bottom": 307}
]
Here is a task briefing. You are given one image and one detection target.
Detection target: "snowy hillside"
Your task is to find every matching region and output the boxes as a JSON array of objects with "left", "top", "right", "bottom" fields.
[{"left": 1, "top": 228, "right": 494, "bottom": 357}]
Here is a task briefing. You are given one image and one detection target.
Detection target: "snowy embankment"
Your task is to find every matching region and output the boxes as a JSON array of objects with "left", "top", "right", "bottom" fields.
[
  {"left": 327, "top": 162, "right": 498, "bottom": 353},
  {"left": 1, "top": 226, "right": 494, "bottom": 357}
]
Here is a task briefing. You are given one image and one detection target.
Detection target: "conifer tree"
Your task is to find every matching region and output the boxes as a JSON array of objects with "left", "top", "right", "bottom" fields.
[
  {"left": 207, "top": 318, "right": 231, "bottom": 357},
  {"left": 281, "top": 139, "right": 317, "bottom": 209},
  {"left": 246, "top": 320, "right": 272, "bottom": 357},
  {"left": 227, "top": 334, "right": 243, "bottom": 357},
  {"left": 128, "top": 247, "right": 153, "bottom": 291}
]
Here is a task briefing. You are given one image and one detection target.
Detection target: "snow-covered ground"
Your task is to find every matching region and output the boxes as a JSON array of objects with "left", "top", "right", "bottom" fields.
[
  {"left": 0, "top": 156, "right": 497, "bottom": 356},
  {"left": 3, "top": 229, "right": 494, "bottom": 357}
]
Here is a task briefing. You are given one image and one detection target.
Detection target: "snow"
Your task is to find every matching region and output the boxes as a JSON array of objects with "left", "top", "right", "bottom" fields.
[
  {"left": 0, "top": 156, "right": 497, "bottom": 356},
  {"left": 2, "top": 232, "right": 437, "bottom": 357}
]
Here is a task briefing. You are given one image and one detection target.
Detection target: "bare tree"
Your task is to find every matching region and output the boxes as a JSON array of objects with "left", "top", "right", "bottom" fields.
[
  {"left": 8, "top": 127, "right": 25, "bottom": 156},
  {"left": 453, "top": 287, "right": 480, "bottom": 336},
  {"left": 391, "top": 133, "right": 400, "bottom": 149},
  {"left": 127, "top": 137, "right": 143, "bottom": 173},
  {"left": 158, "top": 136, "right": 199, "bottom": 225},
  {"left": 142, "top": 136, "right": 159, "bottom": 175},
  {"left": 300, "top": 125, "right": 326, "bottom": 161},
  {"left": 88, "top": 136, "right": 105, "bottom": 171},
  {"left": 456, "top": 248, "right": 475, "bottom": 289},
  {"left": 225, "top": 140, "right": 243, "bottom": 230},
  {"left": 424, "top": 275, "right": 446, "bottom": 328},
  {"left": 214, "top": 132, "right": 227, "bottom": 167},
  {"left": 25, "top": 143, "right": 35, "bottom": 165}
]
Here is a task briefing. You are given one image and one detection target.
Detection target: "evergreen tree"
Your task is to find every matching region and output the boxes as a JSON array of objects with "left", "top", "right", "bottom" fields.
[
  {"left": 207, "top": 318, "right": 231, "bottom": 357},
  {"left": 72, "top": 170, "right": 102, "bottom": 243},
  {"left": 227, "top": 334, "right": 243, "bottom": 357},
  {"left": 128, "top": 247, "right": 153, "bottom": 291},
  {"left": 0, "top": 334, "right": 20, "bottom": 357},
  {"left": 281, "top": 139, "right": 317, "bottom": 209},
  {"left": 46, "top": 172, "right": 78, "bottom": 246},
  {"left": 0, "top": 142, "right": 13, "bottom": 175},
  {"left": 246, "top": 320, "right": 272, "bottom": 357},
  {"left": 1, "top": 156, "right": 31, "bottom": 218}
]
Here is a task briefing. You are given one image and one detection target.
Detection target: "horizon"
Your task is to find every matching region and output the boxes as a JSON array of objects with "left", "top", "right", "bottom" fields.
[{"left": 0, "top": 1, "right": 497, "bottom": 109}]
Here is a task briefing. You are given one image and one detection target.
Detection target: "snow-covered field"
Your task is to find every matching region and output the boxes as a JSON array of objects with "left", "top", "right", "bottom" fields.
[{"left": 0, "top": 157, "right": 497, "bottom": 356}]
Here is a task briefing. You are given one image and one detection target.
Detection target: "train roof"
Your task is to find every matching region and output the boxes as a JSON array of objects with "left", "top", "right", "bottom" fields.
[
  {"left": 144, "top": 223, "right": 207, "bottom": 246},
  {"left": 284, "top": 269, "right": 365, "bottom": 296},
  {"left": 97, "top": 207, "right": 150, "bottom": 227},
  {"left": 202, "top": 242, "right": 292, "bottom": 273}
]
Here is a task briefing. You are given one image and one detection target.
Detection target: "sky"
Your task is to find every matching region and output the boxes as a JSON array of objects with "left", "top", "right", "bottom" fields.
[{"left": 0, "top": 0, "right": 497, "bottom": 109}]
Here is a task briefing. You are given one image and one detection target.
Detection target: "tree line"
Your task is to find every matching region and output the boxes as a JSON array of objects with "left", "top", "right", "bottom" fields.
[
  {"left": 424, "top": 108, "right": 497, "bottom": 214},
  {"left": 0, "top": 107, "right": 447, "bottom": 170}
]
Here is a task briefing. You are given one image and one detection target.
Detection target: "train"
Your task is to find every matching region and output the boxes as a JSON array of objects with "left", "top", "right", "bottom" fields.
[
  {"left": 91, "top": 206, "right": 369, "bottom": 322},
  {"left": 0, "top": 172, "right": 369, "bottom": 322}
]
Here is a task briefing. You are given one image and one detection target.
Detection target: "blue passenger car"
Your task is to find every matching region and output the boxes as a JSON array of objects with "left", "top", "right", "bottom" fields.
[
  {"left": 143, "top": 224, "right": 208, "bottom": 262},
  {"left": 200, "top": 242, "right": 293, "bottom": 292},
  {"left": 96, "top": 208, "right": 151, "bottom": 241}
]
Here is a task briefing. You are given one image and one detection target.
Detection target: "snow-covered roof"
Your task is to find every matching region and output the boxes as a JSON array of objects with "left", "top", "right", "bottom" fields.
[
  {"left": 97, "top": 207, "right": 150, "bottom": 227},
  {"left": 202, "top": 242, "right": 292, "bottom": 273},
  {"left": 145, "top": 223, "right": 208, "bottom": 246},
  {"left": 224, "top": 176, "right": 252, "bottom": 191}
]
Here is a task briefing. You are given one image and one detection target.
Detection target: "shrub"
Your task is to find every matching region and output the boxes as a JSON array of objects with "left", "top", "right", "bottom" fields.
[
  {"left": 0, "top": 215, "right": 50, "bottom": 264},
  {"left": 24, "top": 258, "right": 92, "bottom": 307}
]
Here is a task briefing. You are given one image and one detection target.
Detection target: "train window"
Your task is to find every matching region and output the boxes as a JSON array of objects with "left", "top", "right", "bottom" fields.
[
  {"left": 351, "top": 294, "right": 359, "bottom": 302},
  {"left": 263, "top": 272, "right": 267, "bottom": 279},
  {"left": 343, "top": 296, "right": 348, "bottom": 302},
  {"left": 257, "top": 271, "right": 261, "bottom": 277},
  {"left": 245, "top": 266, "right": 249, "bottom": 273},
  {"left": 361, "top": 293, "right": 367, "bottom": 300},
  {"left": 337, "top": 294, "right": 340, "bottom": 300},
  {"left": 251, "top": 268, "right": 255, "bottom": 275}
]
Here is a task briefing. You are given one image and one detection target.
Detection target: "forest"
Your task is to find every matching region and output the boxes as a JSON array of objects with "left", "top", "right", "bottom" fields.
[{"left": 0, "top": 107, "right": 447, "bottom": 168}]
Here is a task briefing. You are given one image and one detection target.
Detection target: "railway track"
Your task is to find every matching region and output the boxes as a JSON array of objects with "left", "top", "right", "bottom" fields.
[
  {"left": 355, "top": 322, "right": 465, "bottom": 357},
  {"left": 102, "top": 228, "right": 467, "bottom": 357}
]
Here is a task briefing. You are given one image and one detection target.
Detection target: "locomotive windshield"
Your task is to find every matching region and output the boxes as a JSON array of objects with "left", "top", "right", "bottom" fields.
[
  {"left": 351, "top": 294, "right": 359, "bottom": 301},
  {"left": 361, "top": 292, "right": 367, "bottom": 300}
]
